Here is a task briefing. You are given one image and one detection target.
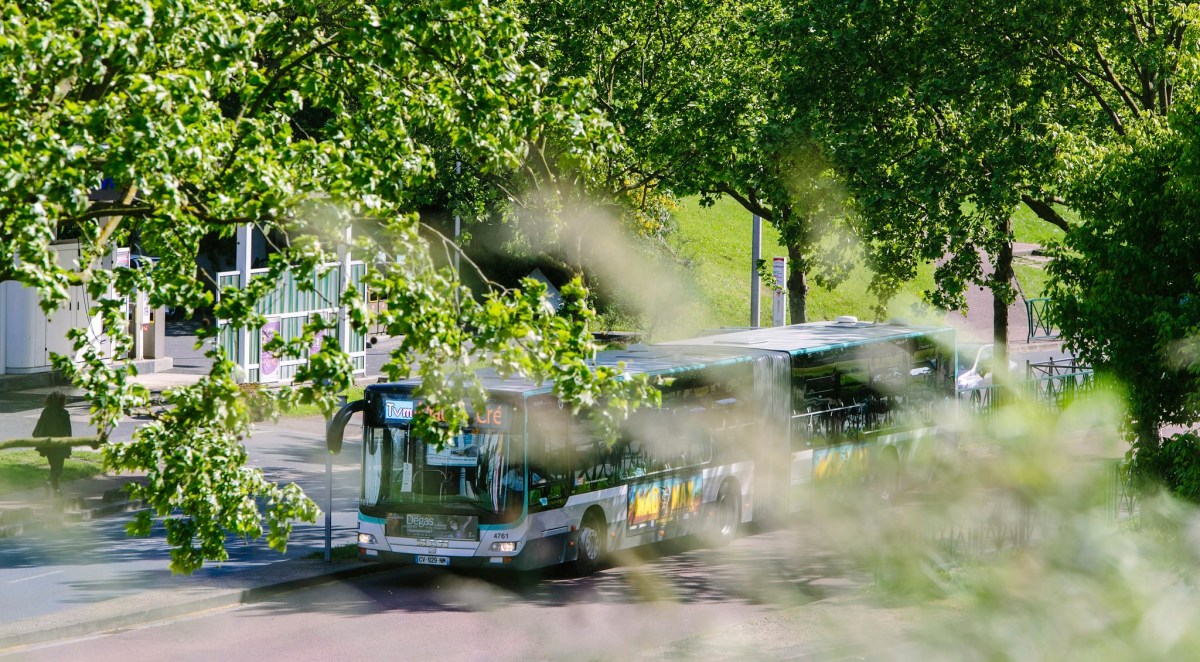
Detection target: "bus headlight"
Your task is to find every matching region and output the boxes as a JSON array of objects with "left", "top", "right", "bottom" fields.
[
  {"left": 490, "top": 541, "right": 517, "bottom": 552},
  {"left": 358, "top": 533, "right": 377, "bottom": 545}
]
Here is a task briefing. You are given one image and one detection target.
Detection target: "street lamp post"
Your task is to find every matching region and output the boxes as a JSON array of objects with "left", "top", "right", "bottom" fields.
[{"left": 750, "top": 214, "right": 762, "bottom": 327}]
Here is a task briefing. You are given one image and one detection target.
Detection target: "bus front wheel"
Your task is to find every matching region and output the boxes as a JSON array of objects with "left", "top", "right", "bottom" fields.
[{"left": 574, "top": 512, "right": 606, "bottom": 575}]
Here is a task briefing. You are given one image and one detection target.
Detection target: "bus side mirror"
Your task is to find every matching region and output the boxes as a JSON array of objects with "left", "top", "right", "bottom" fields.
[{"left": 327, "top": 398, "right": 365, "bottom": 454}]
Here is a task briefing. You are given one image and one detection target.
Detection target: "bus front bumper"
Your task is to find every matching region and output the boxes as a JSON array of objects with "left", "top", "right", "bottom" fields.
[{"left": 359, "top": 531, "right": 573, "bottom": 571}]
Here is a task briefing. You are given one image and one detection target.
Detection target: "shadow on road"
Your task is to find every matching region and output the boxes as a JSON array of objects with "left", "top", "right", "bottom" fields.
[{"left": 236, "top": 523, "right": 867, "bottom": 619}]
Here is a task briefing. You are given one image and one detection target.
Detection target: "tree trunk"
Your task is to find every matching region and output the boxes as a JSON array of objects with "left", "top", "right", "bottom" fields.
[
  {"left": 1134, "top": 416, "right": 1160, "bottom": 455},
  {"left": 787, "top": 243, "right": 809, "bottom": 324},
  {"left": 992, "top": 223, "right": 1014, "bottom": 388}
]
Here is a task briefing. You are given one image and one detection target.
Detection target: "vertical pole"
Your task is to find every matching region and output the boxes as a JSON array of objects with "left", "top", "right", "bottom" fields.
[
  {"left": 453, "top": 215, "right": 461, "bottom": 273},
  {"left": 0, "top": 282, "right": 6, "bottom": 375},
  {"left": 235, "top": 224, "right": 253, "bottom": 381},
  {"left": 133, "top": 289, "right": 146, "bottom": 360},
  {"left": 325, "top": 394, "right": 347, "bottom": 563},
  {"left": 454, "top": 160, "right": 462, "bottom": 275},
  {"left": 771, "top": 256, "right": 787, "bottom": 327},
  {"left": 338, "top": 226, "right": 352, "bottom": 358},
  {"left": 750, "top": 214, "right": 762, "bottom": 327},
  {"left": 324, "top": 449, "right": 333, "bottom": 562}
]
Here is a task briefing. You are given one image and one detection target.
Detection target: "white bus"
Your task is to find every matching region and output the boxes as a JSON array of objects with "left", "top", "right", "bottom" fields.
[{"left": 328, "top": 319, "right": 955, "bottom": 573}]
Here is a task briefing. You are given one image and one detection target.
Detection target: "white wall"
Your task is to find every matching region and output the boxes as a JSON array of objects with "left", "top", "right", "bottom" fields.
[{"left": 3, "top": 241, "right": 116, "bottom": 374}]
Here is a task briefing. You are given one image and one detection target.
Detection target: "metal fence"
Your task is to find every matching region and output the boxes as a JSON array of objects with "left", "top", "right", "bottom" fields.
[
  {"left": 954, "top": 359, "right": 1095, "bottom": 414},
  {"left": 1026, "top": 297, "right": 1058, "bottom": 341},
  {"left": 1026, "top": 358, "right": 1095, "bottom": 408},
  {"left": 216, "top": 261, "right": 367, "bottom": 384}
]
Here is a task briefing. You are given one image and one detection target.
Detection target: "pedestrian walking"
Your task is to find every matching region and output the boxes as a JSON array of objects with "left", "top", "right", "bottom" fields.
[{"left": 33, "top": 391, "right": 73, "bottom": 495}]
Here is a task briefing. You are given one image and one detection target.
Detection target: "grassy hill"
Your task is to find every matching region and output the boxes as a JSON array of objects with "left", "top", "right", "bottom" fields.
[
  {"left": 1011, "top": 202, "right": 1068, "bottom": 299},
  {"left": 664, "top": 196, "right": 940, "bottom": 336},
  {"left": 657, "top": 196, "right": 1066, "bottom": 337}
]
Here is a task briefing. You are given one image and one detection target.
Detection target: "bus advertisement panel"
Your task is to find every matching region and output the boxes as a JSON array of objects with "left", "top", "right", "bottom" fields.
[{"left": 627, "top": 474, "right": 705, "bottom": 532}]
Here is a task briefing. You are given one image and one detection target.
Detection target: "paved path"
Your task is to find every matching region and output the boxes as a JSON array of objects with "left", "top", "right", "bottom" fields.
[{"left": 944, "top": 243, "right": 1057, "bottom": 351}]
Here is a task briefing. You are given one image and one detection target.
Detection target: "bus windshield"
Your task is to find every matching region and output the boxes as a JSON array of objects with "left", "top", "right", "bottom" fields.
[{"left": 362, "top": 423, "right": 523, "bottom": 524}]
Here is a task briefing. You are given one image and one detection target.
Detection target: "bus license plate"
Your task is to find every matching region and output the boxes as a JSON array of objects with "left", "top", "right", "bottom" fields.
[{"left": 415, "top": 555, "right": 449, "bottom": 566}]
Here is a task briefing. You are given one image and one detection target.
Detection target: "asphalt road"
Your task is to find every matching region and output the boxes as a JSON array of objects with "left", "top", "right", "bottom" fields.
[{"left": 8, "top": 525, "right": 916, "bottom": 662}]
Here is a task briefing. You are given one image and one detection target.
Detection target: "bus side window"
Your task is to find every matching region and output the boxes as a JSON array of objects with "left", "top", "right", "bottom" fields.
[
  {"left": 526, "top": 408, "right": 570, "bottom": 511},
  {"left": 618, "top": 410, "right": 655, "bottom": 476},
  {"left": 571, "top": 425, "right": 616, "bottom": 490},
  {"left": 685, "top": 421, "right": 713, "bottom": 467}
]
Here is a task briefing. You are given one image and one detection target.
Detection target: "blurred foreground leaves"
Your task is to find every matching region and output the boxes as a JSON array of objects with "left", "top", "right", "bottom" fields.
[{"left": 805, "top": 389, "right": 1200, "bottom": 660}]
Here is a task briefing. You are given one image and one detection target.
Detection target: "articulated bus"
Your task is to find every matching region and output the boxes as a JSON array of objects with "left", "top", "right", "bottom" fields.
[{"left": 328, "top": 318, "right": 955, "bottom": 573}]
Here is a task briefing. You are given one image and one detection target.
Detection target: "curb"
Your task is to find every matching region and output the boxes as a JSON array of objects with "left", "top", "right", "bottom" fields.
[
  {"left": 0, "top": 358, "right": 173, "bottom": 394},
  {"left": 0, "top": 559, "right": 389, "bottom": 652}
]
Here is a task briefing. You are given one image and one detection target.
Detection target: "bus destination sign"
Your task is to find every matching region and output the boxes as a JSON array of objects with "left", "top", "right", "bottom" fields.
[
  {"left": 382, "top": 398, "right": 507, "bottom": 428},
  {"left": 383, "top": 399, "right": 415, "bottom": 422}
]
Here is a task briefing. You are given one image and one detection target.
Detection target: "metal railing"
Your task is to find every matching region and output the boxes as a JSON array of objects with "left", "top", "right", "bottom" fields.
[
  {"left": 1026, "top": 358, "right": 1095, "bottom": 408},
  {"left": 955, "top": 360, "right": 1095, "bottom": 413},
  {"left": 1026, "top": 297, "right": 1058, "bottom": 341},
  {"left": 216, "top": 261, "right": 367, "bottom": 384}
]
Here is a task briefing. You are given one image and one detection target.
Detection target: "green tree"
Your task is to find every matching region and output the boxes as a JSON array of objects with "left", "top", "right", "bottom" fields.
[
  {"left": 0, "top": 0, "right": 657, "bottom": 573},
  {"left": 514, "top": 0, "right": 851, "bottom": 326},
  {"left": 785, "top": 0, "right": 1079, "bottom": 373},
  {"left": 1049, "top": 112, "right": 1200, "bottom": 470},
  {"left": 785, "top": 0, "right": 1200, "bottom": 451}
]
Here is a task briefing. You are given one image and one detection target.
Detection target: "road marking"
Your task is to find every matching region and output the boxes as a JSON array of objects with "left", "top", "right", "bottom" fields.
[{"left": 8, "top": 570, "right": 63, "bottom": 584}]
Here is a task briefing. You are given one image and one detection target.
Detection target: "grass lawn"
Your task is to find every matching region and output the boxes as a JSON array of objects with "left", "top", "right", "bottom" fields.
[
  {"left": 1013, "top": 258, "right": 1053, "bottom": 299},
  {"left": 1007, "top": 203, "right": 1074, "bottom": 300},
  {"left": 1012, "top": 203, "right": 1072, "bottom": 248},
  {"left": 670, "top": 196, "right": 942, "bottom": 332},
  {"left": 0, "top": 449, "right": 105, "bottom": 495},
  {"left": 668, "top": 196, "right": 1072, "bottom": 333}
]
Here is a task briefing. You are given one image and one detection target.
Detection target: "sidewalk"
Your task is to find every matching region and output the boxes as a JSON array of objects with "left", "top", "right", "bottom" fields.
[
  {"left": 0, "top": 326, "right": 398, "bottom": 652},
  {"left": 0, "top": 369, "right": 210, "bottom": 539},
  {"left": 944, "top": 242, "right": 1061, "bottom": 351}
]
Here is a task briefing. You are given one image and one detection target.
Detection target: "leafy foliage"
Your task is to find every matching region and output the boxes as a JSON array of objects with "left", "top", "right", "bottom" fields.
[
  {"left": 514, "top": 0, "right": 852, "bottom": 324},
  {"left": 1048, "top": 110, "right": 1200, "bottom": 468},
  {"left": 1, "top": 0, "right": 655, "bottom": 573},
  {"left": 1138, "top": 432, "right": 1200, "bottom": 503}
]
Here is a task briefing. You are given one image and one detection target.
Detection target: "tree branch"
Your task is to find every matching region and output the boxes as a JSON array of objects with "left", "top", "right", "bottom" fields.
[
  {"left": 1125, "top": 8, "right": 1146, "bottom": 45},
  {"left": 61, "top": 202, "right": 156, "bottom": 226},
  {"left": 0, "top": 437, "right": 102, "bottom": 451},
  {"left": 91, "top": 186, "right": 139, "bottom": 259},
  {"left": 1020, "top": 193, "right": 1070, "bottom": 233},
  {"left": 418, "top": 220, "right": 505, "bottom": 293},
  {"left": 708, "top": 183, "right": 773, "bottom": 221},
  {"left": 1092, "top": 45, "right": 1143, "bottom": 115},
  {"left": 614, "top": 167, "right": 670, "bottom": 196},
  {"left": 1046, "top": 47, "right": 1126, "bottom": 136},
  {"left": 220, "top": 35, "right": 343, "bottom": 177}
]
